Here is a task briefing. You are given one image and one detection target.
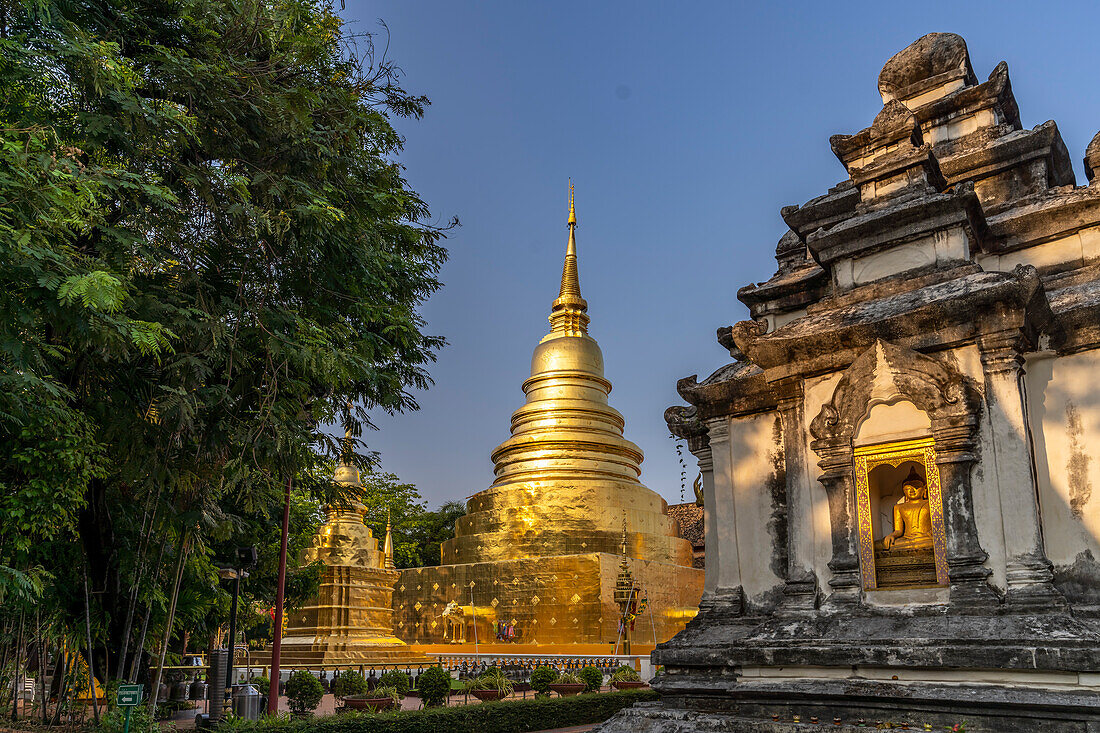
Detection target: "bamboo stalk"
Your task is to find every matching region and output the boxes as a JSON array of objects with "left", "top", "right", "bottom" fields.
[
  {"left": 148, "top": 529, "right": 188, "bottom": 719},
  {"left": 117, "top": 496, "right": 161, "bottom": 679},
  {"left": 10, "top": 610, "right": 24, "bottom": 721},
  {"left": 129, "top": 528, "right": 169, "bottom": 683},
  {"left": 36, "top": 610, "right": 45, "bottom": 726},
  {"left": 47, "top": 647, "right": 66, "bottom": 727},
  {"left": 83, "top": 570, "right": 99, "bottom": 724}
]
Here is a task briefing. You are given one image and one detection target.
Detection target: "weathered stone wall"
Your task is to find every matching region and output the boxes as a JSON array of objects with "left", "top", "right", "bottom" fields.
[{"left": 1025, "top": 349, "right": 1100, "bottom": 609}]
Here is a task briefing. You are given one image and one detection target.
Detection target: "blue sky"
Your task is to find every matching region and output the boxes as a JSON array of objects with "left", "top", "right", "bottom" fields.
[{"left": 340, "top": 1, "right": 1100, "bottom": 508}]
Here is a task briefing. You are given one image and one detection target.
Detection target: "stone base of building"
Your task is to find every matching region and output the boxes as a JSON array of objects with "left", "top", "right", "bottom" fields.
[
  {"left": 392, "top": 553, "right": 703, "bottom": 646},
  {"left": 597, "top": 681, "right": 1100, "bottom": 733},
  {"left": 595, "top": 607, "right": 1100, "bottom": 733}
]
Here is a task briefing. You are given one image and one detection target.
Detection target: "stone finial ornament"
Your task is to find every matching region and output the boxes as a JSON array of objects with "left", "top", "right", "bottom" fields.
[
  {"left": 878, "top": 32, "right": 977, "bottom": 105},
  {"left": 1085, "top": 130, "right": 1100, "bottom": 184}
]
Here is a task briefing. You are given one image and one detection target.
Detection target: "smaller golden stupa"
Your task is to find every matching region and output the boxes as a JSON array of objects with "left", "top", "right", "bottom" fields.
[{"left": 276, "top": 442, "right": 428, "bottom": 665}]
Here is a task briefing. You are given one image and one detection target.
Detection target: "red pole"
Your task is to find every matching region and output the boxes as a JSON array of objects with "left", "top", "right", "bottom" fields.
[{"left": 267, "top": 477, "right": 292, "bottom": 715}]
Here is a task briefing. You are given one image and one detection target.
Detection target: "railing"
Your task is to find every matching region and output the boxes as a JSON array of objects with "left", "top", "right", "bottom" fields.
[{"left": 173, "top": 652, "right": 651, "bottom": 696}]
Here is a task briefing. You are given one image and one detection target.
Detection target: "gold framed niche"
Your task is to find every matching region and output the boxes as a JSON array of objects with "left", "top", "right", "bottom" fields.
[{"left": 854, "top": 438, "right": 949, "bottom": 591}]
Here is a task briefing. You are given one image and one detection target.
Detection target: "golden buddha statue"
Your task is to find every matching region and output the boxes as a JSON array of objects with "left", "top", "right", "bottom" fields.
[{"left": 881, "top": 468, "right": 933, "bottom": 551}]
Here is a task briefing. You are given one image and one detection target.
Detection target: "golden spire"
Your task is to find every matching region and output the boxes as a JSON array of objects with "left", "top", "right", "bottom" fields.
[
  {"left": 548, "top": 180, "right": 590, "bottom": 335},
  {"left": 383, "top": 508, "right": 395, "bottom": 570},
  {"left": 332, "top": 423, "right": 361, "bottom": 487}
]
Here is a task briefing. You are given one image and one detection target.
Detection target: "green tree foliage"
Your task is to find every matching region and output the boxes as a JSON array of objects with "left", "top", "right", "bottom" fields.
[
  {"left": 360, "top": 472, "right": 466, "bottom": 568},
  {"left": 0, "top": 0, "right": 450, "bottom": 692}
]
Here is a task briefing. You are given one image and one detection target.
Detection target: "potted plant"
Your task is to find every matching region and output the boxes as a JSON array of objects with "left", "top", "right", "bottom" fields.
[
  {"left": 471, "top": 668, "right": 514, "bottom": 702},
  {"left": 379, "top": 670, "right": 412, "bottom": 697},
  {"left": 416, "top": 665, "right": 452, "bottom": 708},
  {"left": 344, "top": 685, "right": 401, "bottom": 712},
  {"left": 610, "top": 665, "right": 646, "bottom": 690},
  {"left": 548, "top": 671, "right": 585, "bottom": 697},
  {"left": 530, "top": 666, "right": 559, "bottom": 698},
  {"left": 284, "top": 671, "right": 324, "bottom": 718},
  {"left": 330, "top": 669, "right": 368, "bottom": 709},
  {"left": 579, "top": 665, "right": 604, "bottom": 693}
]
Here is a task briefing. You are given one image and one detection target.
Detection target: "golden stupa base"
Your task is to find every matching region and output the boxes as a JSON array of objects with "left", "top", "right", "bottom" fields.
[
  {"left": 410, "top": 642, "right": 657, "bottom": 657},
  {"left": 253, "top": 637, "right": 433, "bottom": 668},
  {"left": 393, "top": 553, "right": 702, "bottom": 647}
]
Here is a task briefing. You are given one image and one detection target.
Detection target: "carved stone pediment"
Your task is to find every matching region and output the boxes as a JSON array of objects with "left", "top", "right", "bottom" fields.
[{"left": 810, "top": 339, "right": 977, "bottom": 451}]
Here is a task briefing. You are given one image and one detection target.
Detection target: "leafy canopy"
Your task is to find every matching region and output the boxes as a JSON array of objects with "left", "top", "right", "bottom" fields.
[{"left": 0, "top": 0, "right": 451, "bottom": 671}]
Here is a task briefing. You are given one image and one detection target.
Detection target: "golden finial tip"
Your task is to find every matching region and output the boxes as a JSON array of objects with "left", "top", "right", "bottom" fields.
[{"left": 568, "top": 179, "right": 576, "bottom": 225}]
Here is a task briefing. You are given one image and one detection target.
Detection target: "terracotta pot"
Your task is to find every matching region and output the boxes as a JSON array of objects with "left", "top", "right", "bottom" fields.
[
  {"left": 471, "top": 689, "right": 504, "bottom": 701},
  {"left": 344, "top": 695, "right": 395, "bottom": 712},
  {"left": 611, "top": 680, "right": 647, "bottom": 690},
  {"left": 549, "top": 683, "right": 585, "bottom": 697}
]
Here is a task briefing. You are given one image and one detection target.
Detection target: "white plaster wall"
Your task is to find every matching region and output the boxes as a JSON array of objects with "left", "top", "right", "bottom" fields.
[
  {"left": 834, "top": 227, "right": 969, "bottom": 289},
  {"left": 802, "top": 372, "right": 843, "bottom": 589},
  {"left": 727, "top": 411, "right": 786, "bottom": 604},
  {"left": 1024, "top": 350, "right": 1100, "bottom": 566},
  {"left": 977, "top": 226, "right": 1100, "bottom": 273},
  {"left": 944, "top": 344, "right": 1008, "bottom": 591}
]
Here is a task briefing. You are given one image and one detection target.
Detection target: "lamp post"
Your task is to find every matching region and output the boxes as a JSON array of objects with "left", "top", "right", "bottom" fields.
[{"left": 218, "top": 546, "right": 257, "bottom": 717}]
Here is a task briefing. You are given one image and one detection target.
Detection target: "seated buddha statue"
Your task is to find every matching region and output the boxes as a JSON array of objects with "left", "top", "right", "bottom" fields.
[{"left": 881, "top": 468, "right": 933, "bottom": 551}]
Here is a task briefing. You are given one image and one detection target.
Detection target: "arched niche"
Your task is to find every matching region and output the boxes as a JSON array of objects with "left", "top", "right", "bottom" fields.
[{"left": 809, "top": 340, "right": 990, "bottom": 605}]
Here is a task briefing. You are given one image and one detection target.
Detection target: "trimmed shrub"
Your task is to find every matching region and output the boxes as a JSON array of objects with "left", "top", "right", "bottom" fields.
[
  {"left": 379, "top": 670, "right": 412, "bottom": 696},
  {"left": 331, "top": 670, "right": 368, "bottom": 699},
  {"left": 285, "top": 671, "right": 324, "bottom": 715},
  {"left": 529, "top": 666, "right": 558, "bottom": 697},
  {"left": 416, "top": 666, "right": 451, "bottom": 708},
  {"left": 216, "top": 689, "right": 657, "bottom": 733},
  {"left": 578, "top": 666, "right": 603, "bottom": 693}
]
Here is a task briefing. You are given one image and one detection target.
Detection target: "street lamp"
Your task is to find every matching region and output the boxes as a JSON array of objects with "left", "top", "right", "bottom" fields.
[{"left": 218, "top": 546, "right": 257, "bottom": 716}]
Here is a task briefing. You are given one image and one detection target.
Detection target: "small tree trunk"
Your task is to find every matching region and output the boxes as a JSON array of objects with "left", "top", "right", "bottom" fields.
[
  {"left": 11, "top": 610, "right": 25, "bottom": 721},
  {"left": 129, "top": 529, "right": 169, "bottom": 683},
  {"left": 37, "top": 611, "right": 46, "bottom": 725},
  {"left": 149, "top": 529, "right": 188, "bottom": 719},
  {"left": 83, "top": 570, "right": 100, "bottom": 723},
  {"left": 117, "top": 499, "right": 160, "bottom": 679},
  {"left": 48, "top": 650, "right": 67, "bottom": 727}
]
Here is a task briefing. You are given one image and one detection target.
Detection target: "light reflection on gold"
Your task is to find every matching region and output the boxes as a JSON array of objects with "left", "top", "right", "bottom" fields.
[
  {"left": 854, "top": 438, "right": 950, "bottom": 591},
  {"left": 393, "top": 188, "right": 702, "bottom": 647},
  {"left": 273, "top": 456, "right": 429, "bottom": 665}
]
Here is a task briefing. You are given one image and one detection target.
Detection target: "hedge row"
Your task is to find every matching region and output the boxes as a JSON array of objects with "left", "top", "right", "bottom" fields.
[{"left": 220, "top": 689, "right": 657, "bottom": 733}]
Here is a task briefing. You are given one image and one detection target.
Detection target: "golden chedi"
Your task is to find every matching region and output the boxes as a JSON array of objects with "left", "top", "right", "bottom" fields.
[
  {"left": 277, "top": 449, "right": 427, "bottom": 665},
  {"left": 392, "top": 188, "right": 703, "bottom": 647}
]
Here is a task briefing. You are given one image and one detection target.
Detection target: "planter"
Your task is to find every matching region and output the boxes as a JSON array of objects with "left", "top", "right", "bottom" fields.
[
  {"left": 471, "top": 689, "right": 504, "bottom": 701},
  {"left": 612, "top": 680, "right": 647, "bottom": 690},
  {"left": 344, "top": 695, "right": 395, "bottom": 712},
  {"left": 548, "top": 683, "right": 585, "bottom": 697}
]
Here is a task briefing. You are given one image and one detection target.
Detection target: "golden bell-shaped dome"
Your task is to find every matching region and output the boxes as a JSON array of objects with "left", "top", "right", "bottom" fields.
[{"left": 440, "top": 187, "right": 692, "bottom": 568}]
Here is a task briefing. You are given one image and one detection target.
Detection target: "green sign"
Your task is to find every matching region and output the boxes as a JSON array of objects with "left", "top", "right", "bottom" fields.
[{"left": 117, "top": 684, "right": 143, "bottom": 707}]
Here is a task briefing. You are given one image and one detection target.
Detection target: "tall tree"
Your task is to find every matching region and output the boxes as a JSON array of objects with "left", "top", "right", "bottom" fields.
[{"left": 0, "top": 0, "right": 450, "bottom": 684}]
